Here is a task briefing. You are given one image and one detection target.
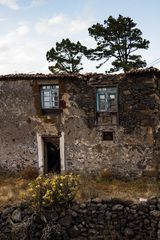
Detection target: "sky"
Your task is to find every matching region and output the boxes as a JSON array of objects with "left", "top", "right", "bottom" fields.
[{"left": 0, "top": 0, "right": 160, "bottom": 74}]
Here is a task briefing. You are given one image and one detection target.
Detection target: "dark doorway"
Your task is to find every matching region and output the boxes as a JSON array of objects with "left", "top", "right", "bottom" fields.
[{"left": 44, "top": 138, "right": 60, "bottom": 174}]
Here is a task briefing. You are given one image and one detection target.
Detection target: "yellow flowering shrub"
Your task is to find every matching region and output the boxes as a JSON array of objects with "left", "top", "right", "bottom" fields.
[{"left": 26, "top": 174, "right": 79, "bottom": 208}]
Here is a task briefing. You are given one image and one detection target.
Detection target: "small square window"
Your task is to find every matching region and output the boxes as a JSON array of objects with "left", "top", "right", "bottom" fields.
[{"left": 102, "top": 131, "right": 113, "bottom": 141}]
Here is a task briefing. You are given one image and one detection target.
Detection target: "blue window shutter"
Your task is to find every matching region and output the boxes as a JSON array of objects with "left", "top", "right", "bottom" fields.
[
  {"left": 96, "top": 93, "right": 100, "bottom": 112},
  {"left": 96, "top": 87, "right": 117, "bottom": 112}
]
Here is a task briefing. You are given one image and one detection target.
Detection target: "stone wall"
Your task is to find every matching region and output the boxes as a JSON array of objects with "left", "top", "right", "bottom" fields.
[
  {"left": 0, "top": 69, "right": 159, "bottom": 178},
  {"left": 62, "top": 72, "right": 160, "bottom": 178},
  {"left": 0, "top": 76, "right": 63, "bottom": 172},
  {"left": 118, "top": 71, "right": 160, "bottom": 177},
  {"left": 0, "top": 79, "right": 38, "bottom": 171},
  {"left": 1, "top": 198, "right": 160, "bottom": 239}
]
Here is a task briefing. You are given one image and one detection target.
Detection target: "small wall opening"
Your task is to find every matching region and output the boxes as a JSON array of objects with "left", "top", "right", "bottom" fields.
[
  {"left": 44, "top": 137, "right": 60, "bottom": 174},
  {"left": 102, "top": 131, "right": 114, "bottom": 141}
]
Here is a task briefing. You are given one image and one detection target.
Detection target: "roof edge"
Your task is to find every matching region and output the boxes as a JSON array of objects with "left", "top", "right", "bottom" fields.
[
  {"left": 125, "top": 67, "right": 160, "bottom": 75},
  {"left": 0, "top": 67, "right": 159, "bottom": 81}
]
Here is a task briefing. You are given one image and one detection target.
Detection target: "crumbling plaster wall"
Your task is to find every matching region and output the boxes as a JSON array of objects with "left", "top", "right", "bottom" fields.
[
  {"left": 0, "top": 78, "right": 62, "bottom": 172},
  {"left": 0, "top": 80, "right": 38, "bottom": 171}
]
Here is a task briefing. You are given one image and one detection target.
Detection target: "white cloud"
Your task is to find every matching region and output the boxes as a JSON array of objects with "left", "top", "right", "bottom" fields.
[
  {"left": 16, "top": 24, "right": 30, "bottom": 36},
  {"left": 0, "top": 23, "right": 45, "bottom": 74},
  {"left": 6, "top": 24, "right": 30, "bottom": 40},
  {"left": 0, "top": 0, "right": 19, "bottom": 10},
  {"left": 0, "top": 19, "right": 97, "bottom": 75},
  {"left": 69, "top": 18, "right": 90, "bottom": 32},
  {"left": 35, "top": 14, "right": 90, "bottom": 36},
  {"left": 48, "top": 15, "right": 65, "bottom": 26},
  {"left": 29, "top": 0, "right": 46, "bottom": 8},
  {"left": 0, "top": 17, "right": 7, "bottom": 22}
]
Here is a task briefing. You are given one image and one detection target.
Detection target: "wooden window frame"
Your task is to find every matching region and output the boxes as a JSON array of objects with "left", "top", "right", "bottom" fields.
[
  {"left": 96, "top": 87, "right": 117, "bottom": 113},
  {"left": 40, "top": 85, "right": 59, "bottom": 110}
]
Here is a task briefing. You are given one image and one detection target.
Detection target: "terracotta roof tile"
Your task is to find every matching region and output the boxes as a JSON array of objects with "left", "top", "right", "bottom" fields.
[
  {"left": 0, "top": 72, "right": 123, "bottom": 82},
  {"left": 0, "top": 73, "right": 87, "bottom": 81},
  {"left": 126, "top": 67, "right": 160, "bottom": 75},
  {"left": 0, "top": 67, "right": 159, "bottom": 82}
]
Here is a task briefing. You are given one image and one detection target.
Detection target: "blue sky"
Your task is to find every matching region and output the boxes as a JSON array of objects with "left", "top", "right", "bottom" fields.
[{"left": 0, "top": 0, "right": 160, "bottom": 74}]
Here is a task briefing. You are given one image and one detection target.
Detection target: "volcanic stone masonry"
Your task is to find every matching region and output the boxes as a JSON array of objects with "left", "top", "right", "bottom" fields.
[
  {"left": 0, "top": 67, "right": 159, "bottom": 178},
  {"left": 0, "top": 197, "right": 160, "bottom": 239}
]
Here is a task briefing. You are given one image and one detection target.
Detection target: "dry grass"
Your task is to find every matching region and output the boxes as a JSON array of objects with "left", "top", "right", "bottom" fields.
[
  {"left": 0, "top": 176, "right": 30, "bottom": 209},
  {"left": 20, "top": 165, "right": 38, "bottom": 180},
  {"left": 0, "top": 166, "right": 38, "bottom": 209},
  {"left": 0, "top": 174, "right": 159, "bottom": 209},
  {"left": 77, "top": 175, "right": 160, "bottom": 202}
]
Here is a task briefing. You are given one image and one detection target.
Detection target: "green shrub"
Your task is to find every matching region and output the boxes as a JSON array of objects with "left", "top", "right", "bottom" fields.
[{"left": 26, "top": 173, "right": 80, "bottom": 208}]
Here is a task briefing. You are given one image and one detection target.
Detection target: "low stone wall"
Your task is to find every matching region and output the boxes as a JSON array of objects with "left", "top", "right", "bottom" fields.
[{"left": 0, "top": 198, "right": 160, "bottom": 240}]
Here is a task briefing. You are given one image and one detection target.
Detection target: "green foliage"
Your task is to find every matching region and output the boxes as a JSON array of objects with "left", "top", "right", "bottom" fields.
[
  {"left": 86, "top": 15, "right": 150, "bottom": 72},
  {"left": 26, "top": 174, "right": 80, "bottom": 208},
  {"left": 46, "top": 38, "right": 86, "bottom": 73}
]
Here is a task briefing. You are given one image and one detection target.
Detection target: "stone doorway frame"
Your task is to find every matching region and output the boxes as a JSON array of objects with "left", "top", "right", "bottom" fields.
[{"left": 37, "top": 132, "right": 65, "bottom": 174}]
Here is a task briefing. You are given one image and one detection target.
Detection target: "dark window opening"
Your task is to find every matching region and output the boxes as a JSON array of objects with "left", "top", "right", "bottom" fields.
[
  {"left": 40, "top": 85, "right": 59, "bottom": 109},
  {"left": 44, "top": 139, "right": 60, "bottom": 173},
  {"left": 102, "top": 131, "right": 114, "bottom": 141}
]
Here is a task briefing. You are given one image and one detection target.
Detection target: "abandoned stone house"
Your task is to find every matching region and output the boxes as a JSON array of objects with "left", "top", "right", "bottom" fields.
[{"left": 0, "top": 67, "right": 160, "bottom": 178}]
